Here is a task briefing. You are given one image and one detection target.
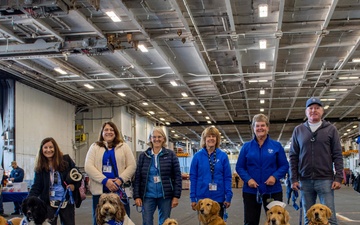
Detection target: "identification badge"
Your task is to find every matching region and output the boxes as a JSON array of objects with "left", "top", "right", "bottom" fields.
[
  {"left": 103, "top": 165, "right": 112, "bottom": 173},
  {"left": 209, "top": 183, "right": 217, "bottom": 191},
  {"left": 50, "top": 190, "right": 55, "bottom": 197},
  {"left": 153, "top": 176, "right": 161, "bottom": 183}
]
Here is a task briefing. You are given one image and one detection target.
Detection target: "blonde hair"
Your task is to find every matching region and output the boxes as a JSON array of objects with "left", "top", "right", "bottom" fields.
[
  {"left": 200, "top": 126, "right": 221, "bottom": 148},
  {"left": 251, "top": 114, "right": 269, "bottom": 128},
  {"left": 147, "top": 126, "right": 167, "bottom": 148}
]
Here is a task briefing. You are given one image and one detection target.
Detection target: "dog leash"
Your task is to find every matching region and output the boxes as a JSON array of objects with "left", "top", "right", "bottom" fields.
[
  {"left": 50, "top": 186, "right": 73, "bottom": 222},
  {"left": 292, "top": 190, "right": 303, "bottom": 225},
  {"left": 114, "top": 182, "right": 129, "bottom": 205}
]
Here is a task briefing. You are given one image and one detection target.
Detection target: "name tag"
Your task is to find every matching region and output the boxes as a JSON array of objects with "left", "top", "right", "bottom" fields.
[
  {"left": 154, "top": 176, "right": 161, "bottom": 183},
  {"left": 209, "top": 183, "right": 217, "bottom": 191},
  {"left": 103, "top": 165, "right": 112, "bottom": 173}
]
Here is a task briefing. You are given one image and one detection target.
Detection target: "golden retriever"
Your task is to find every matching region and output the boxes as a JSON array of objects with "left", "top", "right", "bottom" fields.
[
  {"left": 0, "top": 216, "right": 22, "bottom": 225},
  {"left": 265, "top": 205, "right": 290, "bottom": 225},
  {"left": 306, "top": 203, "right": 332, "bottom": 225},
  {"left": 195, "top": 198, "right": 226, "bottom": 225},
  {"left": 162, "top": 218, "right": 178, "bottom": 225},
  {"left": 96, "top": 193, "right": 135, "bottom": 225}
]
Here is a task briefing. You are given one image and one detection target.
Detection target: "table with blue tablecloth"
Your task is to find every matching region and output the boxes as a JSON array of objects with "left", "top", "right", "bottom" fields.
[{"left": 2, "top": 192, "right": 28, "bottom": 203}]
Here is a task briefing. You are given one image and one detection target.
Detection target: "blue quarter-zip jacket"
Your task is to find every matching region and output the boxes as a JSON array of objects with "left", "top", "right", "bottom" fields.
[{"left": 236, "top": 135, "right": 289, "bottom": 195}]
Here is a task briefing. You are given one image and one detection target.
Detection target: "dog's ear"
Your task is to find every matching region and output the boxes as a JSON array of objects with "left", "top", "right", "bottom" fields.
[
  {"left": 96, "top": 201, "right": 104, "bottom": 225},
  {"left": 211, "top": 201, "right": 220, "bottom": 215},
  {"left": 195, "top": 200, "right": 202, "bottom": 211},
  {"left": 283, "top": 209, "right": 290, "bottom": 224},
  {"left": 115, "top": 199, "right": 126, "bottom": 221},
  {"left": 324, "top": 205, "right": 332, "bottom": 219},
  {"left": 306, "top": 205, "right": 314, "bottom": 222}
]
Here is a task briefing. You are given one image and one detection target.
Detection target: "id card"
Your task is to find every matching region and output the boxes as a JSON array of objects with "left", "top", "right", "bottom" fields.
[
  {"left": 209, "top": 183, "right": 217, "bottom": 191},
  {"left": 103, "top": 165, "right": 112, "bottom": 173},
  {"left": 50, "top": 190, "right": 55, "bottom": 197},
  {"left": 153, "top": 176, "right": 161, "bottom": 183}
]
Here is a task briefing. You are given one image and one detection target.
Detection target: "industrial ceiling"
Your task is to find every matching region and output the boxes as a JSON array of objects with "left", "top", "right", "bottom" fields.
[{"left": 0, "top": 0, "right": 359, "bottom": 148}]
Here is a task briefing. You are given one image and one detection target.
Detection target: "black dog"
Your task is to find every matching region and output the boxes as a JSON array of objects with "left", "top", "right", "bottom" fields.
[{"left": 21, "top": 196, "right": 51, "bottom": 225}]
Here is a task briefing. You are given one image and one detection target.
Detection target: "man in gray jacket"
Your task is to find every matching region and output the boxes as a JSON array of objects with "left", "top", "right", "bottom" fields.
[{"left": 289, "top": 97, "right": 343, "bottom": 225}]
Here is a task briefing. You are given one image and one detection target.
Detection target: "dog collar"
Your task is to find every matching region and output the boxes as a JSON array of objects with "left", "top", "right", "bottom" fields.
[
  {"left": 106, "top": 219, "right": 124, "bottom": 225},
  {"left": 7, "top": 220, "right": 14, "bottom": 225}
]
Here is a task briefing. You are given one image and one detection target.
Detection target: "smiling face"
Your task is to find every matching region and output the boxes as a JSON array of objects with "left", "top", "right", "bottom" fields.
[
  {"left": 306, "top": 104, "right": 324, "bottom": 123},
  {"left": 42, "top": 141, "right": 55, "bottom": 160},
  {"left": 253, "top": 121, "right": 269, "bottom": 139},
  {"left": 205, "top": 134, "right": 217, "bottom": 149},
  {"left": 151, "top": 130, "right": 164, "bottom": 150},
  {"left": 102, "top": 124, "right": 115, "bottom": 143}
]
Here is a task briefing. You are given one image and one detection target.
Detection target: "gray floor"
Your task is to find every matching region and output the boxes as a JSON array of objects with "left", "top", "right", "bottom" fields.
[{"left": 4, "top": 185, "right": 360, "bottom": 224}]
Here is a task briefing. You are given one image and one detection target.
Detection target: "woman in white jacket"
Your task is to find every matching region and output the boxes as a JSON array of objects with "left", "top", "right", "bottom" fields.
[{"left": 85, "top": 121, "right": 136, "bottom": 225}]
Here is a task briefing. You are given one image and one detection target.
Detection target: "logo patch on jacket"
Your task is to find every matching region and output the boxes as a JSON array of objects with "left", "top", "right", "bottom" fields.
[{"left": 268, "top": 149, "right": 274, "bottom": 154}]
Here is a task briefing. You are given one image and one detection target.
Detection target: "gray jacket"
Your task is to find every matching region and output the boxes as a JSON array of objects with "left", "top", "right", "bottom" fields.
[{"left": 289, "top": 120, "right": 343, "bottom": 183}]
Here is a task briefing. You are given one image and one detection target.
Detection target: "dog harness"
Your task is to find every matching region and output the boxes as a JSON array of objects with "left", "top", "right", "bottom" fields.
[{"left": 105, "top": 219, "right": 123, "bottom": 225}]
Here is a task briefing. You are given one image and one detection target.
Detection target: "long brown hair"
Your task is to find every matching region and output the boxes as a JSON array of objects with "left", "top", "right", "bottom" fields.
[
  {"left": 95, "top": 121, "right": 124, "bottom": 148},
  {"left": 34, "top": 137, "right": 66, "bottom": 173}
]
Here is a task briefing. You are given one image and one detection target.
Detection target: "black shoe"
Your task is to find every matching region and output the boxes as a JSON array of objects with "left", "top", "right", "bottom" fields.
[
  {"left": 0, "top": 213, "right": 9, "bottom": 217},
  {"left": 10, "top": 211, "right": 20, "bottom": 215}
]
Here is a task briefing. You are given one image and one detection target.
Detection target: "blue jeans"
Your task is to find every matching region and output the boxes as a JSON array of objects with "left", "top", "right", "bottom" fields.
[
  {"left": 142, "top": 197, "right": 172, "bottom": 225},
  {"left": 300, "top": 180, "right": 337, "bottom": 225}
]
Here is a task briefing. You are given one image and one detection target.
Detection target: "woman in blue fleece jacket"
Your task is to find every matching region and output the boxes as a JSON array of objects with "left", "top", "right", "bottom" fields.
[
  {"left": 190, "top": 126, "right": 233, "bottom": 218},
  {"left": 236, "top": 114, "right": 289, "bottom": 225}
]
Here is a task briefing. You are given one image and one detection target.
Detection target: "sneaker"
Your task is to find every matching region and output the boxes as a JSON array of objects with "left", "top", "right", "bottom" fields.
[
  {"left": 0, "top": 213, "right": 9, "bottom": 217},
  {"left": 10, "top": 211, "right": 20, "bottom": 215}
]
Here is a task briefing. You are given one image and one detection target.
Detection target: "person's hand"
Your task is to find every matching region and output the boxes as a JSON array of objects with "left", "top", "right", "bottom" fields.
[
  {"left": 105, "top": 179, "right": 119, "bottom": 192},
  {"left": 191, "top": 202, "right": 197, "bottom": 211},
  {"left": 135, "top": 198, "right": 142, "bottom": 207},
  {"left": 67, "top": 184, "right": 75, "bottom": 191},
  {"left": 247, "top": 178, "right": 258, "bottom": 188},
  {"left": 265, "top": 176, "right": 276, "bottom": 186},
  {"left": 291, "top": 181, "right": 300, "bottom": 191},
  {"left": 331, "top": 181, "right": 341, "bottom": 190},
  {"left": 114, "top": 178, "right": 122, "bottom": 187},
  {"left": 171, "top": 197, "right": 179, "bottom": 208},
  {"left": 224, "top": 201, "right": 231, "bottom": 208}
]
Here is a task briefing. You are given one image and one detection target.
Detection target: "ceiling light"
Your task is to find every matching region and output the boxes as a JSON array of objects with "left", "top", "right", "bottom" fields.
[
  {"left": 260, "top": 99, "right": 265, "bottom": 104},
  {"left": 148, "top": 111, "right": 155, "bottom": 115},
  {"left": 329, "top": 88, "right": 347, "bottom": 92},
  {"left": 138, "top": 44, "right": 148, "bottom": 52},
  {"left": 260, "top": 108, "right": 264, "bottom": 112},
  {"left": 249, "top": 79, "right": 268, "bottom": 83},
  {"left": 118, "top": 92, "right": 126, "bottom": 97},
  {"left": 260, "top": 89, "right": 265, "bottom": 95},
  {"left": 353, "top": 125, "right": 358, "bottom": 128},
  {"left": 207, "top": 121, "right": 212, "bottom": 124},
  {"left": 205, "top": 116, "right": 210, "bottom": 119},
  {"left": 84, "top": 83, "right": 94, "bottom": 89},
  {"left": 259, "top": 61, "right": 266, "bottom": 69},
  {"left": 181, "top": 92, "right": 188, "bottom": 97},
  {"left": 321, "top": 98, "right": 336, "bottom": 101},
  {"left": 344, "top": 133, "right": 348, "bottom": 135},
  {"left": 189, "top": 101, "right": 195, "bottom": 105},
  {"left": 197, "top": 110, "right": 202, "bottom": 114},
  {"left": 324, "top": 105, "right": 329, "bottom": 109},
  {"left": 142, "top": 102, "right": 148, "bottom": 105},
  {"left": 171, "top": 130, "right": 175, "bottom": 133},
  {"left": 347, "top": 129, "right": 351, "bottom": 132},
  {"left": 259, "top": 4, "right": 268, "bottom": 17},
  {"left": 174, "top": 134, "right": 178, "bottom": 137},
  {"left": 338, "top": 76, "right": 358, "bottom": 80},
  {"left": 160, "top": 118, "right": 165, "bottom": 121},
  {"left": 352, "top": 58, "right": 360, "bottom": 62},
  {"left": 105, "top": 11, "right": 121, "bottom": 22},
  {"left": 54, "top": 67, "right": 67, "bottom": 75},
  {"left": 259, "top": 39, "right": 267, "bottom": 49},
  {"left": 170, "top": 80, "right": 178, "bottom": 86},
  {"left": 165, "top": 122, "right": 170, "bottom": 125}
]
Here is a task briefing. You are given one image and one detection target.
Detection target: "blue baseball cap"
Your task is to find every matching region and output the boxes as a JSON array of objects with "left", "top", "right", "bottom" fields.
[{"left": 306, "top": 97, "right": 323, "bottom": 108}]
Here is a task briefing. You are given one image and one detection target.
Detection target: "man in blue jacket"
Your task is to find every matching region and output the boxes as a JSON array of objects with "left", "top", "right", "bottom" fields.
[
  {"left": 289, "top": 97, "right": 343, "bottom": 225},
  {"left": 9, "top": 161, "right": 24, "bottom": 215}
]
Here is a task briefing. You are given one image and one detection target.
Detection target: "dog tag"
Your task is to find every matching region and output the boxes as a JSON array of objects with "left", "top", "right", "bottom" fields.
[{"left": 209, "top": 183, "right": 217, "bottom": 191}]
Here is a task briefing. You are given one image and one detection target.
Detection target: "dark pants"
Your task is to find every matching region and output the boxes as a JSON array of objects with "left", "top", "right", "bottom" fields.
[
  {"left": 92, "top": 195, "right": 131, "bottom": 225},
  {"left": 243, "top": 191, "right": 283, "bottom": 225},
  {"left": 14, "top": 201, "right": 21, "bottom": 213},
  {"left": 47, "top": 202, "right": 75, "bottom": 225}
]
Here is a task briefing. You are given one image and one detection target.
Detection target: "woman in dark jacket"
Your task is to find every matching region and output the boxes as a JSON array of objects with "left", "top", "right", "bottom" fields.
[
  {"left": 29, "top": 137, "right": 81, "bottom": 225},
  {"left": 133, "top": 127, "right": 182, "bottom": 225}
]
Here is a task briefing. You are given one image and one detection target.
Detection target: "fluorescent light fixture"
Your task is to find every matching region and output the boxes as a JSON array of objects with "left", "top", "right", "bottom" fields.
[
  {"left": 207, "top": 121, "right": 212, "bottom": 124},
  {"left": 165, "top": 122, "right": 170, "bottom": 125},
  {"left": 260, "top": 89, "right": 265, "bottom": 95},
  {"left": 329, "top": 88, "right": 347, "bottom": 92},
  {"left": 181, "top": 92, "right": 188, "bottom": 97},
  {"left": 259, "top": 4, "right": 268, "bottom": 17},
  {"left": 259, "top": 61, "right": 266, "bottom": 69},
  {"left": 160, "top": 118, "right": 165, "bottom": 121},
  {"left": 353, "top": 125, "right": 358, "bottom": 128},
  {"left": 174, "top": 134, "right": 179, "bottom": 137},
  {"left": 259, "top": 39, "right": 267, "bottom": 49},
  {"left": 260, "top": 99, "right": 265, "bottom": 104},
  {"left": 347, "top": 129, "right": 351, "bottom": 132},
  {"left": 205, "top": 116, "right": 210, "bottom": 119},
  {"left": 54, "top": 67, "right": 67, "bottom": 75},
  {"left": 344, "top": 133, "right": 348, "bottom": 135},
  {"left": 84, "top": 83, "right": 94, "bottom": 89},
  {"left": 338, "top": 76, "right": 358, "bottom": 80},
  {"left": 171, "top": 130, "right": 175, "bottom": 133},
  {"left": 320, "top": 98, "right": 336, "bottom": 101},
  {"left": 324, "top": 105, "right": 329, "bottom": 109},
  {"left": 249, "top": 79, "right": 268, "bottom": 83},
  {"left": 170, "top": 80, "right": 178, "bottom": 86},
  {"left": 197, "top": 110, "right": 202, "bottom": 114},
  {"left": 352, "top": 58, "right": 360, "bottom": 62},
  {"left": 138, "top": 44, "right": 148, "bottom": 52},
  {"left": 142, "top": 102, "right": 148, "bottom": 105},
  {"left": 118, "top": 92, "right": 126, "bottom": 97},
  {"left": 189, "top": 101, "right": 195, "bottom": 105},
  {"left": 260, "top": 108, "right": 264, "bottom": 112},
  {"left": 105, "top": 11, "right": 121, "bottom": 22},
  {"left": 148, "top": 111, "right": 155, "bottom": 115}
]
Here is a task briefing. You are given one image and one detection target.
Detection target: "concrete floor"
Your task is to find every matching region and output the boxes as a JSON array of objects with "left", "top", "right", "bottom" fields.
[{"left": 4, "top": 185, "right": 360, "bottom": 225}]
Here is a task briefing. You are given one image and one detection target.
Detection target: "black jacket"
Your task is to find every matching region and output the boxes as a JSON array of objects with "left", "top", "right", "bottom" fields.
[
  {"left": 29, "top": 154, "right": 82, "bottom": 208},
  {"left": 133, "top": 148, "right": 182, "bottom": 200}
]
